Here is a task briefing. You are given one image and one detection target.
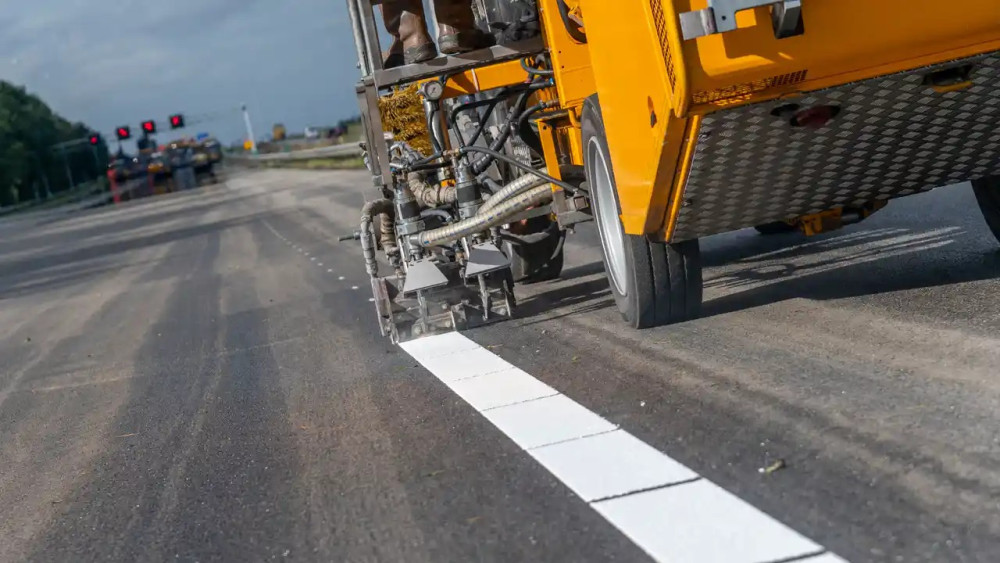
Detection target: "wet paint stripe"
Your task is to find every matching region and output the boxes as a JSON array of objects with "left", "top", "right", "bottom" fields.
[{"left": 401, "top": 332, "right": 846, "bottom": 563}]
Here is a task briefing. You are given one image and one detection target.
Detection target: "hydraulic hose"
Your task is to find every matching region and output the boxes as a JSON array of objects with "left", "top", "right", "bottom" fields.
[
  {"left": 417, "top": 184, "right": 554, "bottom": 247},
  {"left": 478, "top": 169, "right": 549, "bottom": 217},
  {"left": 360, "top": 199, "right": 394, "bottom": 276},
  {"left": 407, "top": 171, "right": 456, "bottom": 207}
]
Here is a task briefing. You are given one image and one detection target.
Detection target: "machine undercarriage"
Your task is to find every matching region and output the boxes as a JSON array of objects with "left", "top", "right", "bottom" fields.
[{"left": 342, "top": 0, "right": 584, "bottom": 343}]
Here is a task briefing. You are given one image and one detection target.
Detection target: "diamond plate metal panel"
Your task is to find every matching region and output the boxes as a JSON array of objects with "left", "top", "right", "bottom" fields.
[{"left": 672, "top": 53, "right": 1000, "bottom": 241}]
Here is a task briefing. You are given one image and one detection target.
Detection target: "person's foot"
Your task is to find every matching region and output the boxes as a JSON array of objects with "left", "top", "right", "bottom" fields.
[
  {"left": 433, "top": 0, "right": 494, "bottom": 55},
  {"left": 381, "top": 0, "right": 435, "bottom": 66},
  {"left": 383, "top": 51, "right": 405, "bottom": 69},
  {"left": 403, "top": 42, "right": 437, "bottom": 65},
  {"left": 437, "top": 28, "right": 494, "bottom": 55}
]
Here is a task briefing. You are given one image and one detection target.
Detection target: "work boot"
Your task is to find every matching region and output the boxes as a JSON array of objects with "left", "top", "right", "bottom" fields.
[
  {"left": 434, "top": 0, "right": 494, "bottom": 55},
  {"left": 381, "top": 0, "right": 436, "bottom": 67}
]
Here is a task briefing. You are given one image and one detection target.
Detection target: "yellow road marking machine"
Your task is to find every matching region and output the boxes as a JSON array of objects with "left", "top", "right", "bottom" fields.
[{"left": 342, "top": 0, "right": 1000, "bottom": 341}]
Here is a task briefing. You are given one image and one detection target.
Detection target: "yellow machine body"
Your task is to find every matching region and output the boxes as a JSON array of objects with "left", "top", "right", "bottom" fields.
[{"left": 547, "top": 0, "right": 1000, "bottom": 240}]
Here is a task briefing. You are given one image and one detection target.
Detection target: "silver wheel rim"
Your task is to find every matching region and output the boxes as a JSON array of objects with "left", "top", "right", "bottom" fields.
[{"left": 587, "top": 137, "right": 628, "bottom": 296}]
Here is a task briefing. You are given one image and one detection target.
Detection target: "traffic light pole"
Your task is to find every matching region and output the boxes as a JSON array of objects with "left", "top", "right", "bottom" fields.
[
  {"left": 242, "top": 104, "right": 258, "bottom": 154},
  {"left": 60, "top": 146, "right": 75, "bottom": 192}
]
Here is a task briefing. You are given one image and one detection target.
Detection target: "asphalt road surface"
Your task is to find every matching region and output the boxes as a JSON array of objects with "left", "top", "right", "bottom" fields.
[{"left": 1, "top": 169, "right": 998, "bottom": 562}]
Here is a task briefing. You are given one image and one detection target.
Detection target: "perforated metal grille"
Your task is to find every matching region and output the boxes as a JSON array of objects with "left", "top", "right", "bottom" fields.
[
  {"left": 672, "top": 53, "right": 1000, "bottom": 242},
  {"left": 648, "top": 0, "right": 676, "bottom": 89},
  {"left": 692, "top": 70, "right": 808, "bottom": 105}
]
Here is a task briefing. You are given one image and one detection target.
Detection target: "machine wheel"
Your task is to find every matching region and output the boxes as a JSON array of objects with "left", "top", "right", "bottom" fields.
[
  {"left": 754, "top": 221, "right": 798, "bottom": 235},
  {"left": 972, "top": 176, "right": 1000, "bottom": 243},
  {"left": 503, "top": 218, "right": 565, "bottom": 283},
  {"left": 581, "top": 95, "right": 702, "bottom": 329}
]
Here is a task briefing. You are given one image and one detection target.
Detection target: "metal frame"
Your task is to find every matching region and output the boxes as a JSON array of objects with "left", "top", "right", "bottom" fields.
[
  {"left": 679, "top": 0, "right": 804, "bottom": 40},
  {"left": 346, "top": 0, "right": 547, "bottom": 191}
]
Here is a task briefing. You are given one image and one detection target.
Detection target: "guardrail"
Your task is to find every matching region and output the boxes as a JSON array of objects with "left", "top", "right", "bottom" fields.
[
  {"left": 0, "top": 178, "right": 150, "bottom": 222},
  {"left": 227, "top": 143, "right": 362, "bottom": 163}
]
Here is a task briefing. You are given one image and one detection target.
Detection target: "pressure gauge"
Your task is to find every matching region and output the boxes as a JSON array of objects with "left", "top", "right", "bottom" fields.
[{"left": 421, "top": 80, "right": 444, "bottom": 101}]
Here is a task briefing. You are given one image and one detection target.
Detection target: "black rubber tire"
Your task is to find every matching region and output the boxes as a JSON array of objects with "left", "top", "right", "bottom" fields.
[
  {"left": 504, "top": 219, "right": 565, "bottom": 283},
  {"left": 754, "top": 221, "right": 799, "bottom": 235},
  {"left": 972, "top": 176, "right": 1000, "bottom": 244},
  {"left": 581, "top": 95, "right": 702, "bottom": 329}
]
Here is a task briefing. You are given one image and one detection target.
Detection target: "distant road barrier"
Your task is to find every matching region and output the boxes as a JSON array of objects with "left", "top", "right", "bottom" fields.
[{"left": 228, "top": 143, "right": 362, "bottom": 163}]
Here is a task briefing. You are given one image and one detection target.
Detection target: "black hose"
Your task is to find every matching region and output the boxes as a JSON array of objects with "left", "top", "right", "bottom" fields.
[
  {"left": 451, "top": 81, "right": 552, "bottom": 149},
  {"left": 517, "top": 102, "right": 551, "bottom": 156},
  {"left": 460, "top": 145, "right": 580, "bottom": 193},
  {"left": 471, "top": 87, "right": 533, "bottom": 175},
  {"left": 482, "top": 177, "right": 503, "bottom": 194},
  {"left": 427, "top": 106, "right": 445, "bottom": 154},
  {"left": 521, "top": 58, "right": 554, "bottom": 77}
]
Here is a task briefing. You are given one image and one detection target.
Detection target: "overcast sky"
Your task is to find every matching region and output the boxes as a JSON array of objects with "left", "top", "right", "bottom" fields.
[{"left": 0, "top": 0, "right": 364, "bottom": 148}]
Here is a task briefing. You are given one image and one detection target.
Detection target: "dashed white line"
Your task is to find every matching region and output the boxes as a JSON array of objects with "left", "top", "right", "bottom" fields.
[
  {"left": 318, "top": 262, "right": 323, "bottom": 266},
  {"left": 338, "top": 276, "right": 345, "bottom": 281},
  {"left": 400, "top": 332, "right": 844, "bottom": 563},
  {"left": 327, "top": 269, "right": 333, "bottom": 273},
  {"left": 351, "top": 286, "right": 358, "bottom": 290}
]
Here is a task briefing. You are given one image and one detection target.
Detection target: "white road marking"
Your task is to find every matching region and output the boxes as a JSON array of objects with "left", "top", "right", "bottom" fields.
[
  {"left": 328, "top": 269, "right": 333, "bottom": 273},
  {"left": 351, "top": 286, "right": 358, "bottom": 290},
  {"left": 338, "top": 276, "right": 345, "bottom": 281},
  {"left": 401, "top": 333, "right": 844, "bottom": 563},
  {"left": 318, "top": 262, "right": 323, "bottom": 266},
  {"left": 310, "top": 257, "right": 316, "bottom": 261}
]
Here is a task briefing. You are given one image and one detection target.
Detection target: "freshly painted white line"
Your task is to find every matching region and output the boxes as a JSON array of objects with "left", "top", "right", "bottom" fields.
[
  {"left": 400, "top": 332, "right": 843, "bottom": 563},
  {"left": 410, "top": 346, "right": 515, "bottom": 383},
  {"left": 483, "top": 394, "right": 617, "bottom": 450},
  {"left": 351, "top": 286, "right": 359, "bottom": 290},
  {"left": 593, "top": 480, "right": 826, "bottom": 563},
  {"left": 444, "top": 367, "right": 558, "bottom": 411},
  {"left": 532, "top": 429, "right": 698, "bottom": 502}
]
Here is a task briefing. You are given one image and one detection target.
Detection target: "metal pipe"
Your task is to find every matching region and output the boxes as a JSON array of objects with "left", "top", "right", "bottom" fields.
[
  {"left": 346, "top": 0, "right": 372, "bottom": 75},
  {"left": 417, "top": 184, "right": 553, "bottom": 247},
  {"left": 360, "top": 199, "right": 394, "bottom": 276},
  {"left": 407, "top": 171, "right": 457, "bottom": 207},
  {"left": 478, "top": 169, "right": 548, "bottom": 217}
]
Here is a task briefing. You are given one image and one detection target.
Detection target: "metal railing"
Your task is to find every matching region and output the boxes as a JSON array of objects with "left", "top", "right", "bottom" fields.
[{"left": 227, "top": 143, "right": 362, "bottom": 163}]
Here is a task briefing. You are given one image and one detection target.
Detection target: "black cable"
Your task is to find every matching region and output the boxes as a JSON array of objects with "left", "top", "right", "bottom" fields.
[
  {"left": 516, "top": 102, "right": 551, "bottom": 155},
  {"left": 470, "top": 87, "right": 533, "bottom": 175},
  {"left": 482, "top": 177, "right": 503, "bottom": 194},
  {"left": 426, "top": 107, "right": 443, "bottom": 154},
  {"left": 450, "top": 81, "right": 552, "bottom": 149},
  {"left": 521, "top": 58, "right": 554, "bottom": 77},
  {"left": 460, "top": 145, "right": 579, "bottom": 193}
]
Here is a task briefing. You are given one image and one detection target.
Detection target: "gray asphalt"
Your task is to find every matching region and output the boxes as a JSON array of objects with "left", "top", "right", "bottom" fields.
[{"left": 1, "top": 168, "right": 998, "bottom": 562}]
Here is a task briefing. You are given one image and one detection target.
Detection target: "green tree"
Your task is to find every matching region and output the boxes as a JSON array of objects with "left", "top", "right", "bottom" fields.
[{"left": 0, "top": 81, "right": 107, "bottom": 207}]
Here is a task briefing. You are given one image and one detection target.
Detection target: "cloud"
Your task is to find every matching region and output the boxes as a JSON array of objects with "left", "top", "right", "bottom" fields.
[{"left": 0, "top": 0, "right": 362, "bottom": 146}]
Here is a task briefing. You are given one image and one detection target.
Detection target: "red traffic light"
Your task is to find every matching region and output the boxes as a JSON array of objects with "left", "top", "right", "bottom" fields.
[
  {"left": 89, "top": 134, "right": 100, "bottom": 146},
  {"left": 169, "top": 114, "right": 185, "bottom": 129},
  {"left": 141, "top": 120, "right": 157, "bottom": 134},
  {"left": 116, "top": 126, "right": 131, "bottom": 140}
]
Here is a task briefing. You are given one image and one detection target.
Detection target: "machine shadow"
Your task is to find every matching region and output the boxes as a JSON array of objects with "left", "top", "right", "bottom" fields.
[{"left": 699, "top": 225, "right": 1000, "bottom": 318}]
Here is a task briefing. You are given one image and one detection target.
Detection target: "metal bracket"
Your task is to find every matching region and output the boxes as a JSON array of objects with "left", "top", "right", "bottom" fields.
[
  {"left": 464, "top": 242, "right": 511, "bottom": 278},
  {"left": 680, "top": 0, "right": 803, "bottom": 40},
  {"left": 401, "top": 259, "right": 450, "bottom": 294}
]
